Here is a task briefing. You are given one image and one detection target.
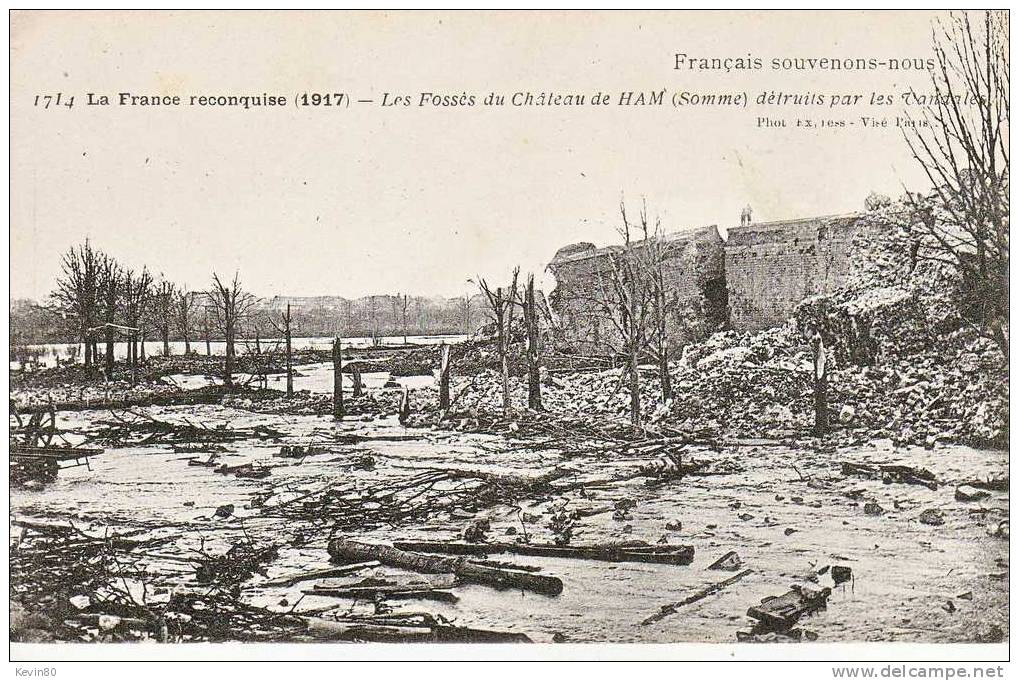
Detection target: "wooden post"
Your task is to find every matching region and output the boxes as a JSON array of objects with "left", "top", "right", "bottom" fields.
[
  {"left": 130, "top": 332, "right": 139, "bottom": 385},
  {"left": 351, "top": 363, "right": 363, "bottom": 398},
  {"left": 285, "top": 304, "right": 293, "bottom": 397},
  {"left": 438, "top": 343, "right": 451, "bottom": 415},
  {"left": 105, "top": 325, "right": 115, "bottom": 380},
  {"left": 524, "top": 274, "right": 542, "bottom": 411},
  {"left": 813, "top": 333, "right": 828, "bottom": 438},
  {"left": 399, "top": 388, "right": 411, "bottom": 425},
  {"left": 333, "top": 336, "right": 344, "bottom": 419}
]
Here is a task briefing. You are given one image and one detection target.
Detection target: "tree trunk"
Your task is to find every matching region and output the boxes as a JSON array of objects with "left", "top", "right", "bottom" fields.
[
  {"left": 332, "top": 337, "right": 344, "bottom": 419},
  {"left": 162, "top": 327, "right": 170, "bottom": 357},
  {"left": 813, "top": 336, "right": 828, "bottom": 438},
  {"left": 224, "top": 321, "right": 234, "bottom": 387},
  {"left": 105, "top": 327, "right": 114, "bottom": 379},
  {"left": 205, "top": 325, "right": 211, "bottom": 356},
  {"left": 83, "top": 333, "right": 92, "bottom": 368},
  {"left": 525, "top": 275, "right": 542, "bottom": 411},
  {"left": 130, "top": 333, "right": 139, "bottom": 384},
  {"left": 629, "top": 348, "right": 641, "bottom": 433},
  {"left": 500, "top": 331, "right": 510, "bottom": 414},
  {"left": 328, "top": 539, "right": 563, "bottom": 596},
  {"left": 140, "top": 332, "right": 146, "bottom": 361},
  {"left": 351, "top": 363, "right": 363, "bottom": 398},
  {"left": 399, "top": 388, "right": 411, "bottom": 425},
  {"left": 658, "top": 338, "right": 672, "bottom": 401},
  {"left": 438, "top": 343, "right": 451, "bottom": 414},
  {"left": 285, "top": 305, "right": 293, "bottom": 397}
]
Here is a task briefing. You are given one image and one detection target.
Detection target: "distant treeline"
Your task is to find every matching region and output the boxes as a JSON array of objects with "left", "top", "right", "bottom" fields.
[{"left": 11, "top": 293, "right": 481, "bottom": 346}]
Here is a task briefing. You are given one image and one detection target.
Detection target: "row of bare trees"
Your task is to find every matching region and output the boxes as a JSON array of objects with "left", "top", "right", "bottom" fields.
[{"left": 49, "top": 241, "right": 258, "bottom": 385}]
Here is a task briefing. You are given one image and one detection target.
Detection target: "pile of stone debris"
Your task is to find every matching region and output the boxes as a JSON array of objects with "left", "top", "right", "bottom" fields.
[{"left": 443, "top": 321, "right": 1007, "bottom": 448}]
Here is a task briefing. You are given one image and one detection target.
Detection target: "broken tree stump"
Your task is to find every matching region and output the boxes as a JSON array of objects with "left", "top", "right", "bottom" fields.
[
  {"left": 438, "top": 343, "right": 451, "bottom": 415},
  {"left": 327, "top": 539, "right": 563, "bottom": 596},
  {"left": 351, "top": 363, "right": 363, "bottom": 398},
  {"left": 332, "top": 337, "right": 344, "bottom": 419},
  {"left": 524, "top": 273, "right": 542, "bottom": 411},
  {"left": 399, "top": 388, "right": 411, "bottom": 425}
]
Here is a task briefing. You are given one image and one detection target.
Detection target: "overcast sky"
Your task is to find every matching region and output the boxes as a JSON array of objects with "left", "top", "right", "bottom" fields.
[{"left": 10, "top": 10, "right": 946, "bottom": 301}]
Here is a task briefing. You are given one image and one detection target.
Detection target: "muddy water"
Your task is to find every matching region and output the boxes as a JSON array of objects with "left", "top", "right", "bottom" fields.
[
  {"left": 20, "top": 335, "right": 467, "bottom": 368},
  {"left": 10, "top": 403, "right": 1008, "bottom": 644}
]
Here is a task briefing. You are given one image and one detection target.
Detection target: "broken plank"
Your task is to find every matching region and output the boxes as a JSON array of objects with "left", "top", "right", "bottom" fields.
[
  {"left": 261, "top": 561, "right": 380, "bottom": 588},
  {"left": 641, "top": 568, "right": 753, "bottom": 626},
  {"left": 303, "top": 587, "right": 458, "bottom": 603}
]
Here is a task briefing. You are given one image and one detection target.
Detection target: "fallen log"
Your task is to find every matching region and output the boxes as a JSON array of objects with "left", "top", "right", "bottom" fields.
[
  {"left": 841, "top": 461, "right": 938, "bottom": 490},
  {"left": 328, "top": 539, "right": 563, "bottom": 596},
  {"left": 261, "top": 561, "right": 380, "bottom": 588},
  {"left": 303, "top": 616, "right": 531, "bottom": 643},
  {"left": 305, "top": 586, "right": 458, "bottom": 603},
  {"left": 641, "top": 568, "right": 753, "bottom": 626},
  {"left": 392, "top": 539, "right": 695, "bottom": 566}
]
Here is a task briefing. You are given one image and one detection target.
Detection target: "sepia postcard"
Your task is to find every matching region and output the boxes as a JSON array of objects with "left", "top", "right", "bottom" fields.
[{"left": 7, "top": 8, "right": 1011, "bottom": 671}]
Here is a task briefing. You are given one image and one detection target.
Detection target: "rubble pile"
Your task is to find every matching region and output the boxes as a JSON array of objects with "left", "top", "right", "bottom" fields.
[
  {"left": 223, "top": 388, "right": 422, "bottom": 418},
  {"left": 10, "top": 379, "right": 189, "bottom": 412},
  {"left": 826, "top": 328, "right": 1008, "bottom": 446},
  {"left": 440, "top": 320, "right": 1007, "bottom": 447}
]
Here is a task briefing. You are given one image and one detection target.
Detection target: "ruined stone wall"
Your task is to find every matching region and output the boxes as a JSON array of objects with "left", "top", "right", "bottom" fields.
[
  {"left": 548, "top": 213, "right": 862, "bottom": 354},
  {"left": 724, "top": 215, "right": 859, "bottom": 331},
  {"left": 548, "top": 225, "right": 727, "bottom": 354}
]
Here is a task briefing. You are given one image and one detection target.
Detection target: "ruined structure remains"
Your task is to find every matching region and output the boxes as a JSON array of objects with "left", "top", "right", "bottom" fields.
[
  {"left": 726, "top": 214, "right": 859, "bottom": 330},
  {"left": 547, "top": 225, "right": 727, "bottom": 355},
  {"left": 548, "top": 214, "right": 860, "bottom": 352}
]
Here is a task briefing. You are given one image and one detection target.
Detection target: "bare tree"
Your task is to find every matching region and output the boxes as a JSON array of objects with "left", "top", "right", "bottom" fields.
[
  {"left": 98, "top": 255, "right": 122, "bottom": 377},
  {"left": 475, "top": 268, "right": 520, "bottom": 414},
  {"left": 366, "top": 296, "right": 381, "bottom": 346},
  {"left": 583, "top": 201, "right": 655, "bottom": 432},
  {"left": 152, "top": 279, "right": 177, "bottom": 356},
  {"left": 122, "top": 267, "right": 153, "bottom": 368},
  {"left": 460, "top": 293, "right": 474, "bottom": 336},
  {"left": 390, "top": 294, "right": 411, "bottom": 344},
  {"left": 903, "top": 10, "right": 1009, "bottom": 356},
  {"left": 208, "top": 272, "right": 256, "bottom": 387},
  {"left": 267, "top": 302, "right": 295, "bottom": 396},
  {"left": 50, "top": 240, "right": 104, "bottom": 369},
  {"left": 523, "top": 273, "right": 543, "bottom": 411},
  {"left": 176, "top": 288, "right": 199, "bottom": 355},
  {"left": 627, "top": 199, "right": 675, "bottom": 401}
]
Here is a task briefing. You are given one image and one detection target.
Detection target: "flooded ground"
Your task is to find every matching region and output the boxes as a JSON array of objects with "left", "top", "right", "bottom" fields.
[
  {"left": 10, "top": 386, "right": 1008, "bottom": 644},
  {"left": 17, "top": 334, "right": 467, "bottom": 368}
]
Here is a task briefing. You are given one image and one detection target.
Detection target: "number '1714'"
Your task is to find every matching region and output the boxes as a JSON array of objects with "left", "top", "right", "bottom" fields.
[{"left": 34, "top": 93, "right": 74, "bottom": 109}]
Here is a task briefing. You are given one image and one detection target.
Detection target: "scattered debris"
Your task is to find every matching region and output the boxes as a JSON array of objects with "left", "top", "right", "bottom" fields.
[{"left": 707, "top": 551, "right": 742, "bottom": 572}]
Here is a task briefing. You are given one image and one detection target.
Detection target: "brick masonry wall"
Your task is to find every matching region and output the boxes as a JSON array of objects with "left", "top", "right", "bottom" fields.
[
  {"left": 725, "top": 215, "right": 858, "bottom": 331},
  {"left": 548, "top": 225, "right": 727, "bottom": 354},
  {"left": 548, "top": 214, "right": 860, "bottom": 353}
]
